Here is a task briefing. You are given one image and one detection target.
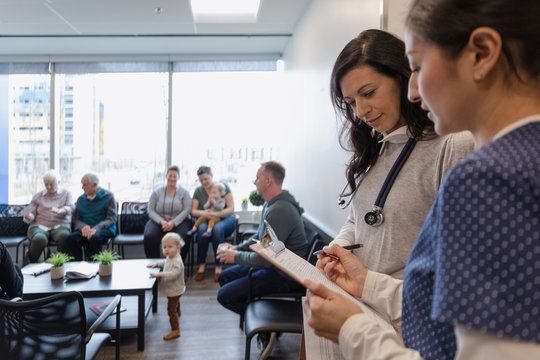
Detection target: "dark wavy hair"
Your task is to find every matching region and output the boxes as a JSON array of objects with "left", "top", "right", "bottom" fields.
[
  {"left": 406, "top": 0, "right": 540, "bottom": 83},
  {"left": 330, "top": 29, "right": 435, "bottom": 195}
]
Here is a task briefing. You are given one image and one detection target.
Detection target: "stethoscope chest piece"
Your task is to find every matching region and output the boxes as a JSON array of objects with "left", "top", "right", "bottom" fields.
[
  {"left": 364, "top": 206, "right": 383, "bottom": 226},
  {"left": 364, "top": 138, "right": 417, "bottom": 227}
]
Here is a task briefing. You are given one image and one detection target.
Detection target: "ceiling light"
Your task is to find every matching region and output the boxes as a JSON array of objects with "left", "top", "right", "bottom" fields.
[{"left": 190, "top": 0, "right": 261, "bottom": 23}]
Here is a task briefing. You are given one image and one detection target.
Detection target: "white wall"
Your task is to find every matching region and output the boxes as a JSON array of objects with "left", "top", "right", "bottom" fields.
[
  {"left": 275, "top": 0, "right": 412, "bottom": 237},
  {"left": 386, "top": 0, "right": 413, "bottom": 39},
  {"left": 276, "top": 0, "right": 381, "bottom": 237}
]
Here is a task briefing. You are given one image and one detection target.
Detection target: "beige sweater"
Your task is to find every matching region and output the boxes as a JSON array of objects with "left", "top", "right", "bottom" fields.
[
  {"left": 154, "top": 253, "right": 186, "bottom": 297},
  {"left": 333, "top": 128, "right": 475, "bottom": 279}
]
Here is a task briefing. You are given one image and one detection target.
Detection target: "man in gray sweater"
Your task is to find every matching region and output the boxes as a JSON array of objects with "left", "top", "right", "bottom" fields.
[{"left": 216, "top": 161, "right": 308, "bottom": 315}]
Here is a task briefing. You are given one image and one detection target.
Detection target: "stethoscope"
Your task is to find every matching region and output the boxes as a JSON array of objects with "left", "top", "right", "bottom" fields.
[{"left": 337, "top": 138, "right": 417, "bottom": 227}]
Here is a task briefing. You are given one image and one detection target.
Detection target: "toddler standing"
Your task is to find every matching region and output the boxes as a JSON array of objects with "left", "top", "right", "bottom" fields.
[{"left": 147, "top": 232, "right": 186, "bottom": 340}]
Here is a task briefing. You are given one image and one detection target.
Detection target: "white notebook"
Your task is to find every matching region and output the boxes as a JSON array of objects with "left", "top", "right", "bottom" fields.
[{"left": 21, "top": 262, "right": 53, "bottom": 276}]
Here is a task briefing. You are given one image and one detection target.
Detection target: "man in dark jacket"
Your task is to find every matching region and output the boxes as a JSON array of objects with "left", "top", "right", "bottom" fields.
[
  {"left": 62, "top": 173, "right": 117, "bottom": 260},
  {"left": 216, "top": 161, "right": 308, "bottom": 315}
]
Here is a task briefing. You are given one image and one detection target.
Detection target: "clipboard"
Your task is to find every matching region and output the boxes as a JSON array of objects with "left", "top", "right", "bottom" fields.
[
  {"left": 250, "top": 221, "right": 400, "bottom": 360},
  {"left": 253, "top": 222, "right": 349, "bottom": 295}
]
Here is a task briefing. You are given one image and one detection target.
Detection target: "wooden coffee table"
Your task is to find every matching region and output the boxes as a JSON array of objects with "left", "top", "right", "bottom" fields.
[{"left": 23, "top": 259, "right": 160, "bottom": 351}]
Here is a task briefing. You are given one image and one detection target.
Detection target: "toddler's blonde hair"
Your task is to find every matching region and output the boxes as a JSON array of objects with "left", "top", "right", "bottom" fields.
[
  {"left": 162, "top": 232, "right": 185, "bottom": 248},
  {"left": 211, "top": 182, "right": 226, "bottom": 195}
]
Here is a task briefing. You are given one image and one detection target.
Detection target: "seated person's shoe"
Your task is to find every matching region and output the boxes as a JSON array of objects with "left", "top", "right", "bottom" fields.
[
  {"left": 163, "top": 329, "right": 180, "bottom": 340},
  {"left": 186, "top": 229, "right": 196, "bottom": 236},
  {"left": 202, "top": 231, "right": 212, "bottom": 238},
  {"left": 214, "top": 272, "right": 221, "bottom": 282},
  {"left": 194, "top": 271, "right": 205, "bottom": 281}
]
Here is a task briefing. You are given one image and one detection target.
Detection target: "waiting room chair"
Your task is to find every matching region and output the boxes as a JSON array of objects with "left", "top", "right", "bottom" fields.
[
  {"left": 111, "top": 201, "right": 148, "bottom": 258},
  {"left": 242, "top": 223, "right": 325, "bottom": 359},
  {"left": 235, "top": 219, "right": 259, "bottom": 244},
  {"left": 0, "top": 291, "right": 121, "bottom": 360},
  {"left": 0, "top": 204, "right": 29, "bottom": 265}
]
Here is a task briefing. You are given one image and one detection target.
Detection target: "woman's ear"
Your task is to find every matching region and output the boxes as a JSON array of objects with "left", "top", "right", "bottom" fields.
[{"left": 467, "top": 27, "right": 502, "bottom": 81}]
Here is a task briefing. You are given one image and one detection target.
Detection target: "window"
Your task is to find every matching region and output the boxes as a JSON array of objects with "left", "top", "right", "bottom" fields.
[
  {"left": 3, "top": 74, "right": 51, "bottom": 203},
  {"left": 0, "top": 61, "right": 279, "bottom": 207},
  {"left": 55, "top": 73, "right": 168, "bottom": 205},
  {"left": 172, "top": 70, "right": 282, "bottom": 208}
]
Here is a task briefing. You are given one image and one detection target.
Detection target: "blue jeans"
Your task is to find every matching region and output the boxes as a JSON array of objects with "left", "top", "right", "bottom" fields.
[
  {"left": 143, "top": 219, "right": 192, "bottom": 260},
  {"left": 217, "top": 265, "right": 304, "bottom": 315},
  {"left": 196, "top": 215, "right": 236, "bottom": 266}
]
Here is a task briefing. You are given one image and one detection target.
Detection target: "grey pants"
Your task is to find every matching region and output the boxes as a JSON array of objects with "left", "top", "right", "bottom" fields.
[{"left": 26, "top": 226, "right": 71, "bottom": 262}]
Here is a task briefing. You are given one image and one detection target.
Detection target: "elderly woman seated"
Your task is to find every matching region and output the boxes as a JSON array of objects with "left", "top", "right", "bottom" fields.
[{"left": 22, "top": 170, "right": 74, "bottom": 263}]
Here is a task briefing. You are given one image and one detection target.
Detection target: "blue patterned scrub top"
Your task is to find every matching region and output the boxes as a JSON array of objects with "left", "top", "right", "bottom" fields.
[{"left": 402, "top": 122, "right": 540, "bottom": 359}]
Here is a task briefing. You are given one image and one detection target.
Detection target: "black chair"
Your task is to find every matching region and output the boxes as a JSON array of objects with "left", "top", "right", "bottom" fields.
[
  {"left": 235, "top": 219, "right": 259, "bottom": 244},
  {"left": 0, "top": 204, "right": 29, "bottom": 265},
  {"left": 242, "top": 223, "right": 324, "bottom": 359},
  {"left": 0, "top": 291, "right": 121, "bottom": 360},
  {"left": 111, "top": 201, "right": 148, "bottom": 258}
]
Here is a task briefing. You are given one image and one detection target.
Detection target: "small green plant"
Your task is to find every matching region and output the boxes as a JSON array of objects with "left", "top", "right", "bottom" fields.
[
  {"left": 249, "top": 190, "right": 265, "bottom": 207},
  {"left": 45, "top": 252, "right": 74, "bottom": 267},
  {"left": 242, "top": 198, "right": 249, "bottom": 204},
  {"left": 91, "top": 249, "right": 121, "bottom": 265}
]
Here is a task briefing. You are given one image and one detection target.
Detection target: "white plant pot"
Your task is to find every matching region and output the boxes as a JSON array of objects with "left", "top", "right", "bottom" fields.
[
  {"left": 252, "top": 211, "right": 261, "bottom": 222},
  {"left": 50, "top": 265, "right": 64, "bottom": 280},
  {"left": 99, "top": 263, "right": 112, "bottom": 277},
  {"left": 241, "top": 202, "right": 248, "bottom": 211}
]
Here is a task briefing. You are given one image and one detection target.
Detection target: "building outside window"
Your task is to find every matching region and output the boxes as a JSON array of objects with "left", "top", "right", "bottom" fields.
[{"left": 0, "top": 61, "right": 280, "bottom": 209}]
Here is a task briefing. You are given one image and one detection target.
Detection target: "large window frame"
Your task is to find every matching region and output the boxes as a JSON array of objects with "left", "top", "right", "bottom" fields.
[{"left": 0, "top": 60, "right": 277, "bottom": 204}]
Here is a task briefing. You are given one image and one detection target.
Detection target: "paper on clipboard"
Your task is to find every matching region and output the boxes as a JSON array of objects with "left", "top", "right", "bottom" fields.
[{"left": 250, "top": 221, "right": 398, "bottom": 360}]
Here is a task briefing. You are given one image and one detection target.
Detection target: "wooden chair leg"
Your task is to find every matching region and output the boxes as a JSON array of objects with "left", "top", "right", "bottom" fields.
[
  {"left": 299, "top": 329, "right": 306, "bottom": 360},
  {"left": 260, "top": 332, "right": 277, "bottom": 359}
]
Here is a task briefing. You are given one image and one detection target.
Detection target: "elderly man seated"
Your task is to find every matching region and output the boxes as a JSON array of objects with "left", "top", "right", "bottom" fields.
[{"left": 62, "top": 173, "right": 117, "bottom": 261}]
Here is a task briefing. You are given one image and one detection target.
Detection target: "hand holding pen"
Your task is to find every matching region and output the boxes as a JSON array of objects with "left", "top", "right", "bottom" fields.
[
  {"left": 313, "top": 244, "right": 362, "bottom": 260},
  {"left": 314, "top": 243, "right": 368, "bottom": 298}
]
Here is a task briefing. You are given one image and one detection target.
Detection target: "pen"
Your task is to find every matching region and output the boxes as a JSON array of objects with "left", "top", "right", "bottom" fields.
[{"left": 312, "top": 244, "right": 363, "bottom": 258}]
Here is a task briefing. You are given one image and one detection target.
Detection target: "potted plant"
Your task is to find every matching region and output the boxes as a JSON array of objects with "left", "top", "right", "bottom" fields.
[
  {"left": 249, "top": 190, "right": 265, "bottom": 221},
  {"left": 91, "top": 249, "right": 121, "bottom": 277},
  {"left": 249, "top": 190, "right": 265, "bottom": 207},
  {"left": 45, "top": 252, "right": 74, "bottom": 280},
  {"left": 241, "top": 198, "right": 249, "bottom": 211}
]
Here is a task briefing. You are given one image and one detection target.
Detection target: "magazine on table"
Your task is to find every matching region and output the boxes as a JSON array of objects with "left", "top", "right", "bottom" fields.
[
  {"left": 89, "top": 300, "right": 126, "bottom": 316},
  {"left": 65, "top": 261, "right": 99, "bottom": 280}
]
